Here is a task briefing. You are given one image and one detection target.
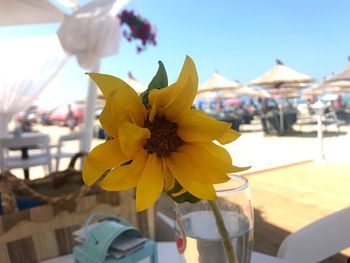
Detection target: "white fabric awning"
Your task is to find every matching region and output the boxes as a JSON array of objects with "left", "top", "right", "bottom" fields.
[
  {"left": 57, "top": 0, "right": 126, "bottom": 69},
  {"left": 0, "top": 0, "right": 64, "bottom": 26}
]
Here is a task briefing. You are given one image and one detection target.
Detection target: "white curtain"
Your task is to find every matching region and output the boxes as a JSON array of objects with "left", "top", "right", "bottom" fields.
[{"left": 0, "top": 35, "right": 69, "bottom": 135}]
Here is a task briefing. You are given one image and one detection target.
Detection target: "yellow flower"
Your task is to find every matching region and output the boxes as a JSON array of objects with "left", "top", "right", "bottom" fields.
[{"left": 83, "top": 56, "right": 248, "bottom": 211}]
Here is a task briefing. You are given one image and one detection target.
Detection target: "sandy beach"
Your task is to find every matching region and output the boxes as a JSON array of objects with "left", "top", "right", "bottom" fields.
[{"left": 10, "top": 117, "right": 350, "bottom": 179}]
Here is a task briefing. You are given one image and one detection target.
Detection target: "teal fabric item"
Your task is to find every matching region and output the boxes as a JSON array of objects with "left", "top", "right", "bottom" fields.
[{"left": 73, "top": 213, "right": 158, "bottom": 263}]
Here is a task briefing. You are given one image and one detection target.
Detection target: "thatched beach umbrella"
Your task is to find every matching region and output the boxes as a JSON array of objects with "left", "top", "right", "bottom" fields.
[
  {"left": 303, "top": 84, "right": 323, "bottom": 97},
  {"left": 236, "top": 85, "right": 271, "bottom": 98},
  {"left": 325, "top": 57, "right": 350, "bottom": 83},
  {"left": 124, "top": 72, "right": 147, "bottom": 94},
  {"left": 309, "top": 80, "right": 350, "bottom": 95},
  {"left": 195, "top": 91, "right": 220, "bottom": 100},
  {"left": 249, "top": 60, "right": 312, "bottom": 98},
  {"left": 267, "top": 84, "right": 303, "bottom": 99},
  {"left": 197, "top": 81, "right": 270, "bottom": 99},
  {"left": 310, "top": 58, "right": 350, "bottom": 99},
  {"left": 249, "top": 60, "right": 313, "bottom": 86},
  {"left": 249, "top": 60, "right": 313, "bottom": 133},
  {"left": 198, "top": 71, "right": 241, "bottom": 93}
]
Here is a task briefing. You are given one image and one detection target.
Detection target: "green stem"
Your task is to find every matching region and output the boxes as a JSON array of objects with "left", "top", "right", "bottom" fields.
[{"left": 208, "top": 200, "right": 237, "bottom": 263}]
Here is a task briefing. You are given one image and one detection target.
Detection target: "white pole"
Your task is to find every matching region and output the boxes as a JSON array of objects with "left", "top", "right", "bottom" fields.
[
  {"left": 315, "top": 111, "right": 325, "bottom": 162},
  {"left": 80, "top": 61, "right": 100, "bottom": 152},
  {"left": 313, "top": 100, "right": 325, "bottom": 162}
]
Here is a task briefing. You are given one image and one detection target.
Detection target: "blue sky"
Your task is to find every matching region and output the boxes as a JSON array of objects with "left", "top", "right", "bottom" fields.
[{"left": 1, "top": 0, "right": 350, "bottom": 107}]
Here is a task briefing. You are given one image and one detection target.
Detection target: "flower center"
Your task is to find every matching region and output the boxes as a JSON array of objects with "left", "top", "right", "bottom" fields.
[{"left": 143, "top": 115, "right": 184, "bottom": 157}]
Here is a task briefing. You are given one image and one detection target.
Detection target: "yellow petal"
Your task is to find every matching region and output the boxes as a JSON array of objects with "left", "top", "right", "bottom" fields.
[
  {"left": 148, "top": 87, "right": 176, "bottom": 121},
  {"left": 82, "top": 139, "right": 129, "bottom": 186},
  {"left": 217, "top": 129, "right": 241, "bottom": 145},
  {"left": 175, "top": 56, "right": 198, "bottom": 94},
  {"left": 99, "top": 151, "right": 147, "bottom": 191},
  {"left": 178, "top": 143, "right": 230, "bottom": 184},
  {"left": 169, "top": 151, "right": 208, "bottom": 183},
  {"left": 164, "top": 164, "right": 175, "bottom": 191},
  {"left": 166, "top": 152, "right": 216, "bottom": 200},
  {"left": 89, "top": 72, "right": 138, "bottom": 98},
  {"left": 148, "top": 88, "right": 164, "bottom": 121},
  {"left": 202, "top": 142, "right": 250, "bottom": 173},
  {"left": 177, "top": 109, "right": 233, "bottom": 142},
  {"left": 201, "top": 142, "right": 233, "bottom": 163},
  {"left": 118, "top": 122, "right": 150, "bottom": 158},
  {"left": 179, "top": 143, "right": 249, "bottom": 180},
  {"left": 99, "top": 88, "right": 146, "bottom": 138},
  {"left": 149, "top": 56, "right": 198, "bottom": 122},
  {"left": 163, "top": 78, "right": 195, "bottom": 122},
  {"left": 136, "top": 154, "right": 164, "bottom": 211}
]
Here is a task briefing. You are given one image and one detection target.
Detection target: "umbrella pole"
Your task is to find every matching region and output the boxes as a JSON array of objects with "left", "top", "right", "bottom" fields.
[
  {"left": 279, "top": 104, "right": 284, "bottom": 134},
  {"left": 278, "top": 96, "right": 286, "bottom": 135},
  {"left": 80, "top": 61, "right": 100, "bottom": 153}
]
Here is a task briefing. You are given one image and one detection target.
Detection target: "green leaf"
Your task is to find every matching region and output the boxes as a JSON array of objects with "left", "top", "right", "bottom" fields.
[
  {"left": 121, "top": 160, "right": 133, "bottom": 166},
  {"left": 165, "top": 180, "right": 201, "bottom": 204},
  {"left": 141, "top": 61, "right": 168, "bottom": 106},
  {"left": 148, "top": 61, "right": 168, "bottom": 90},
  {"left": 166, "top": 181, "right": 183, "bottom": 195},
  {"left": 140, "top": 91, "right": 148, "bottom": 107},
  {"left": 169, "top": 191, "right": 201, "bottom": 204}
]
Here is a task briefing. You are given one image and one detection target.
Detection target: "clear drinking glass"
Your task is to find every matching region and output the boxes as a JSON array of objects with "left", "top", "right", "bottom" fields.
[{"left": 174, "top": 174, "right": 254, "bottom": 263}]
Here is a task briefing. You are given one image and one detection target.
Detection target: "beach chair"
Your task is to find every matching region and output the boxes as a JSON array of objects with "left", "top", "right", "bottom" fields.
[
  {"left": 0, "top": 132, "right": 52, "bottom": 178},
  {"left": 277, "top": 207, "right": 350, "bottom": 263},
  {"left": 51, "top": 131, "right": 85, "bottom": 171}
]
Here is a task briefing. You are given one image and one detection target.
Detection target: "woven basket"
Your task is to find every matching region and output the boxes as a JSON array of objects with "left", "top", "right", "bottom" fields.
[{"left": 0, "top": 153, "right": 156, "bottom": 263}]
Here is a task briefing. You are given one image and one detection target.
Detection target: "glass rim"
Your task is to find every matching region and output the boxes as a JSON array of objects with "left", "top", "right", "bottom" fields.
[{"left": 214, "top": 174, "right": 249, "bottom": 194}]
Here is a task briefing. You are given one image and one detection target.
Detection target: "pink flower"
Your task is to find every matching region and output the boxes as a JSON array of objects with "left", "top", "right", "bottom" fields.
[{"left": 118, "top": 9, "right": 157, "bottom": 53}]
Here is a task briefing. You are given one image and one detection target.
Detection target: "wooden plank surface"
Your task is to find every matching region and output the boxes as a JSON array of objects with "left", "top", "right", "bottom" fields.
[{"left": 248, "top": 161, "right": 350, "bottom": 263}]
